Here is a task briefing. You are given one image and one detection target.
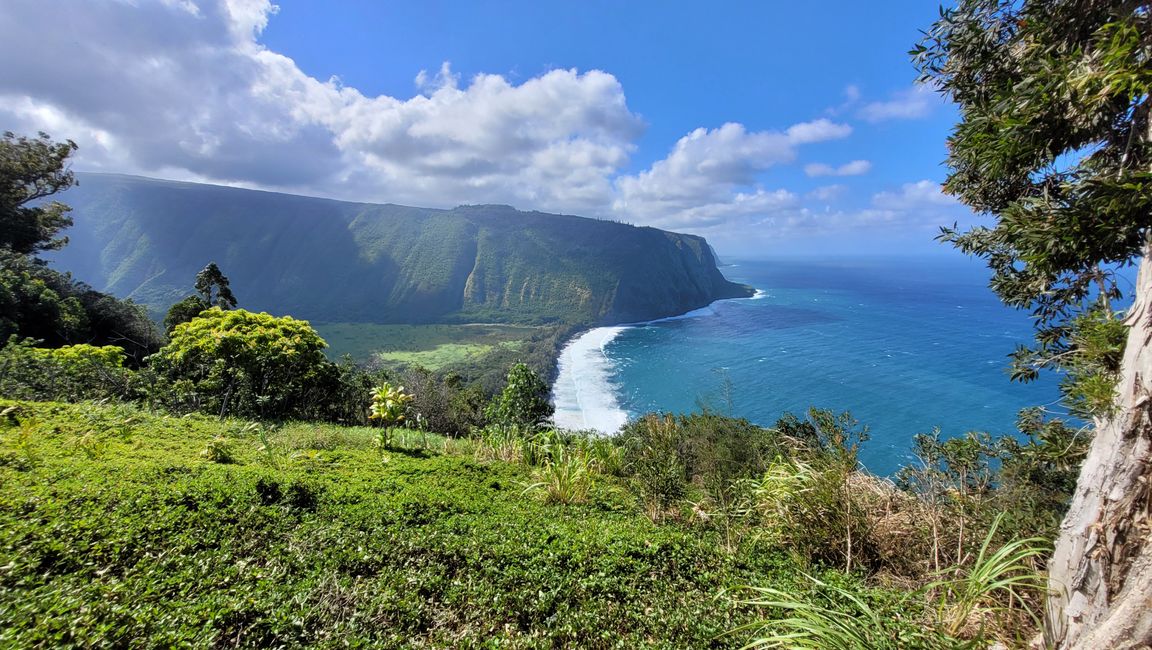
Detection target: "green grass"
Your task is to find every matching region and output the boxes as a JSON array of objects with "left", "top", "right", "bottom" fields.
[
  {"left": 0, "top": 399, "right": 887, "bottom": 648},
  {"left": 313, "top": 322, "right": 538, "bottom": 367}
]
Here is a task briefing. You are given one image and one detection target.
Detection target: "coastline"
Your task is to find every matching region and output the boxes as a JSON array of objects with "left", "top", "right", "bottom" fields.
[{"left": 551, "top": 290, "right": 766, "bottom": 433}]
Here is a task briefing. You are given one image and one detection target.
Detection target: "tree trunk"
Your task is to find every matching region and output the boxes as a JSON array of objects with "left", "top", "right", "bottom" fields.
[{"left": 1046, "top": 243, "right": 1152, "bottom": 648}]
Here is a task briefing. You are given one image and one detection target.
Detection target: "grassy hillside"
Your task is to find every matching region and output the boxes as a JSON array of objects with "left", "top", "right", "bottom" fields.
[
  {"left": 0, "top": 400, "right": 914, "bottom": 648},
  {"left": 49, "top": 174, "right": 751, "bottom": 326}
]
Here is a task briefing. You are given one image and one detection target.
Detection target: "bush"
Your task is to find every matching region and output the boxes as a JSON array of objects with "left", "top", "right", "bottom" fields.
[
  {"left": 485, "top": 362, "right": 553, "bottom": 429},
  {"left": 0, "top": 338, "right": 137, "bottom": 402},
  {"left": 149, "top": 308, "right": 335, "bottom": 419},
  {"left": 617, "top": 412, "right": 784, "bottom": 521}
]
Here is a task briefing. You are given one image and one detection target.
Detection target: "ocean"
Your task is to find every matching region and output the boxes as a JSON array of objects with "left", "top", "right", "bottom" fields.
[{"left": 552, "top": 255, "right": 1068, "bottom": 475}]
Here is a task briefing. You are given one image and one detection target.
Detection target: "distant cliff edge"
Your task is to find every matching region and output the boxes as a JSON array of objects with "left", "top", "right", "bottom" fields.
[{"left": 49, "top": 173, "right": 753, "bottom": 325}]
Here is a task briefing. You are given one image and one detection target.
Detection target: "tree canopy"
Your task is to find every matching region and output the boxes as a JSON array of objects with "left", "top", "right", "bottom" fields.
[
  {"left": 914, "top": 0, "right": 1150, "bottom": 417},
  {"left": 195, "top": 262, "right": 237, "bottom": 310},
  {"left": 149, "top": 308, "right": 333, "bottom": 419},
  {"left": 0, "top": 132, "right": 160, "bottom": 359},
  {"left": 0, "top": 131, "right": 78, "bottom": 256},
  {"left": 915, "top": 1, "right": 1152, "bottom": 645},
  {"left": 164, "top": 262, "right": 238, "bottom": 334},
  {"left": 484, "top": 362, "right": 553, "bottom": 429}
]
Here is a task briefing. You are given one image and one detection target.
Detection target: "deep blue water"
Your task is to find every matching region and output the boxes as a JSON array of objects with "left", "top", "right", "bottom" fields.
[{"left": 604, "top": 256, "right": 1066, "bottom": 475}]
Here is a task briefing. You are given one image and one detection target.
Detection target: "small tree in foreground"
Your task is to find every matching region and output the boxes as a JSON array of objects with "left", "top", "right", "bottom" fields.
[
  {"left": 150, "top": 308, "right": 332, "bottom": 419},
  {"left": 485, "top": 362, "right": 553, "bottom": 430},
  {"left": 368, "top": 381, "right": 414, "bottom": 449}
]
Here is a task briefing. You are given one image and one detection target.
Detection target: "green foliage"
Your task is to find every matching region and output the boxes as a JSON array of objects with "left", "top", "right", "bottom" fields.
[
  {"left": 0, "top": 132, "right": 162, "bottom": 361},
  {"left": 928, "top": 514, "right": 1050, "bottom": 640},
  {"left": 485, "top": 362, "right": 553, "bottom": 429},
  {"left": 194, "top": 262, "right": 237, "bottom": 309},
  {"left": 913, "top": 0, "right": 1150, "bottom": 412},
  {"left": 200, "top": 435, "right": 235, "bottom": 463},
  {"left": 0, "top": 400, "right": 819, "bottom": 648},
  {"left": 149, "top": 308, "right": 334, "bottom": 419},
  {"left": 0, "top": 338, "right": 136, "bottom": 402},
  {"left": 163, "top": 295, "right": 209, "bottom": 335},
  {"left": 0, "top": 252, "right": 161, "bottom": 360},
  {"left": 164, "top": 263, "right": 237, "bottom": 334},
  {"left": 617, "top": 412, "right": 785, "bottom": 523},
  {"left": 733, "top": 577, "right": 962, "bottom": 649},
  {"left": 522, "top": 445, "right": 596, "bottom": 505},
  {"left": 0, "top": 131, "right": 77, "bottom": 256},
  {"left": 368, "top": 382, "right": 414, "bottom": 428},
  {"left": 51, "top": 174, "right": 751, "bottom": 328},
  {"left": 897, "top": 409, "right": 1089, "bottom": 570}
]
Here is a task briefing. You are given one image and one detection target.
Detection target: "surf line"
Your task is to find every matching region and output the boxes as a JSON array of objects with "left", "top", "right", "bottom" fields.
[{"left": 550, "top": 291, "right": 764, "bottom": 434}]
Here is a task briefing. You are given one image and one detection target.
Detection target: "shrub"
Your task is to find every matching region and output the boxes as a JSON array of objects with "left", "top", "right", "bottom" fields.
[
  {"left": 0, "top": 338, "right": 136, "bottom": 402},
  {"left": 484, "top": 363, "right": 552, "bottom": 429},
  {"left": 149, "top": 308, "right": 335, "bottom": 419}
]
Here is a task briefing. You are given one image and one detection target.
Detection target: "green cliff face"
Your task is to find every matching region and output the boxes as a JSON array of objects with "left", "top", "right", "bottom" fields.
[{"left": 50, "top": 174, "right": 752, "bottom": 325}]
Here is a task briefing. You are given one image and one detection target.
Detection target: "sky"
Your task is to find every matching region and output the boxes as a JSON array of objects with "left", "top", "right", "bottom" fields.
[{"left": 0, "top": 0, "right": 975, "bottom": 257}]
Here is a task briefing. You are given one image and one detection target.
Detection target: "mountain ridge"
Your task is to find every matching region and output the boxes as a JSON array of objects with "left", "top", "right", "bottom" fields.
[{"left": 48, "top": 173, "right": 752, "bottom": 326}]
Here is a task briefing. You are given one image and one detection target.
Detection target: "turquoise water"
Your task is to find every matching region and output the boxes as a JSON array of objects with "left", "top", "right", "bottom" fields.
[{"left": 603, "top": 256, "right": 1066, "bottom": 475}]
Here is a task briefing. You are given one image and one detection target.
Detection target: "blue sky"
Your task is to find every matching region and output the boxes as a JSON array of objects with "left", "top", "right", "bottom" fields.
[{"left": 0, "top": 0, "right": 972, "bottom": 257}]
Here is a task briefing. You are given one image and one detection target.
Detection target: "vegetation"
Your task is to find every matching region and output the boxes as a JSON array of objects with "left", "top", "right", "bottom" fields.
[
  {"left": 0, "top": 131, "right": 77, "bottom": 256},
  {"left": 0, "top": 400, "right": 866, "bottom": 649},
  {"left": 915, "top": 0, "right": 1151, "bottom": 644},
  {"left": 163, "top": 262, "right": 238, "bottom": 333},
  {"left": 0, "top": 133, "right": 162, "bottom": 362},
  {"left": 484, "top": 363, "right": 553, "bottom": 429},
  {"left": 51, "top": 173, "right": 751, "bottom": 326},
  {"left": 0, "top": 397, "right": 1074, "bottom": 648},
  {"left": 149, "top": 308, "right": 334, "bottom": 419}
]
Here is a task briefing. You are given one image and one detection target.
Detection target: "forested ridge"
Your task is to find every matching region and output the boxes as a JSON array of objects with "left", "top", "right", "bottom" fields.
[{"left": 49, "top": 173, "right": 751, "bottom": 327}]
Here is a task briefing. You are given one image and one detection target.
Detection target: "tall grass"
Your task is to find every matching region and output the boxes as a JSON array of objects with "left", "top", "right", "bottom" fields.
[
  {"left": 928, "top": 513, "right": 1050, "bottom": 639},
  {"left": 731, "top": 576, "right": 957, "bottom": 649},
  {"left": 522, "top": 445, "right": 595, "bottom": 505}
]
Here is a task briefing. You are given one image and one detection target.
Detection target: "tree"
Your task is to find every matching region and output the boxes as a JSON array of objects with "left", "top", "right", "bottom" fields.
[
  {"left": 485, "top": 363, "right": 553, "bottom": 429},
  {"left": 0, "top": 132, "right": 160, "bottom": 360},
  {"left": 915, "top": 2, "right": 1151, "bottom": 646},
  {"left": 164, "top": 263, "right": 237, "bottom": 334},
  {"left": 150, "top": 308, "right": 333, "bottom": 419},
  {"left": 163, "top": 295, "right": 210, "bottom": 334},
  {"left": 194, "top": 262, "right": 237, "bottom": 309},
  {"left": 0, "top": 131, "right": 78, "bottom": 256}
]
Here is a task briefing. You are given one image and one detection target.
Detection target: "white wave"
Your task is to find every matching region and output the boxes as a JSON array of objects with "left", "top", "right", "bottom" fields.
[
  {"left": 551, "top": 287, "right": 768, "bottom": 434},
  {"left": 552, "top": 326, "right": 630, "bottom": 434},
  {"left": 751, "top": 289, "right": 768, "bottom": 300}
]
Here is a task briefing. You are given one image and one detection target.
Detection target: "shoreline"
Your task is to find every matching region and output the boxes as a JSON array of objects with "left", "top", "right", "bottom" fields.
[{"left": 551, "top": 290, "right": 766, "bottom": 433}]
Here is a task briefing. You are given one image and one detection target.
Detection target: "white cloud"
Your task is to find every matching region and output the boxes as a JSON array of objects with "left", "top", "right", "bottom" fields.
[
  {"left": 804, "top": 159, "right": 872, "bottom": 177},
  {"left": 858, "top": 85, "right": 938, "bottom": 122},
  {"left": 0, "top": 0, "right": 881, "bottom": 245},
  {"left": 612, "top": 119, "right": 850, "bottom": 229},
  {"left": 807, "top": 184, "right": 847, "bottom": 201},
  {"left": 0, "top": 0, "right": 643, "bottom": 212},
  {"left": 871, "top": 180, "right": 957, "bottom": 210},
  {"left": 785, "top": 119, "right": 852, "bottom": 144}
]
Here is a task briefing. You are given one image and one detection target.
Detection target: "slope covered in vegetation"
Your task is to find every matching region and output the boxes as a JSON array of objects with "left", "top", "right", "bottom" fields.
[
  {"left": 0, "top": 400, "right": 910, "bottom": 649},
  {"left": 49, "top": 173, "right": 751, "bottom": 326}
]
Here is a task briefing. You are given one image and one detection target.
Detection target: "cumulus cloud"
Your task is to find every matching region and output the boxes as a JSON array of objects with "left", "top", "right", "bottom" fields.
[
  {"left": 784, "top": 119, "right": 852, "bottom": 144},
  {"left": 0, "top": 0, "right": 905, "bottom": 247},
  {"left": 871, "top": 180, "right": 957, "bottom": 210},
  {"left": 858, "top": 85, "right": 939, "bottom": 122},
  {"left": 807, "top": 184, "right": 847, "bottom": 202},
  {"left": 612, "top": 119, "right": 849, "bottom": 229},
  {"left": 0, "top": 0, "right": 643, "bottom": 212},
  {"left": 804, "top": 160, "right": 872, "bottom": 177}
]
